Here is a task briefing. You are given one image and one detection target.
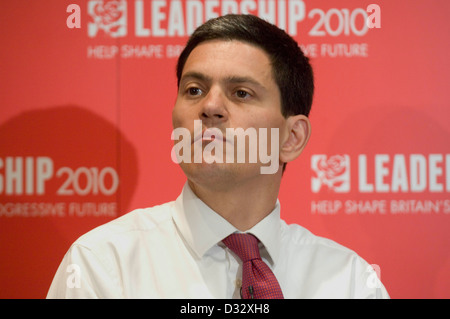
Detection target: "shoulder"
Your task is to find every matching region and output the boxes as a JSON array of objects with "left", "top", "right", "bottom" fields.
[
  {"left": 279, "top": 221, "right": 368, "bottom": 276},
  {"left": 74, "top": 201, "right": 176, "bottom": 250},
  {"left": 280, "top": 221, "right": 354, "bottom": 253},
  {"left": 47, "top": 202, "right": 178, "bottom": 298},
  {"left": 279, "top": 221, "right": 389, "bottom": 298}
]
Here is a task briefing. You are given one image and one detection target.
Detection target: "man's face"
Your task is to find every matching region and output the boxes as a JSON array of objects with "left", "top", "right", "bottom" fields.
[{"left": 172, "top": 40, "right": 288, "bottom": 188}]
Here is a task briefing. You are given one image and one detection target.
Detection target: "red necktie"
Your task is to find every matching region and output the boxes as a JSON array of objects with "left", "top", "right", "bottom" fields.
[{"left": 222, "top": 233, "right": 284, "bottom": 299}]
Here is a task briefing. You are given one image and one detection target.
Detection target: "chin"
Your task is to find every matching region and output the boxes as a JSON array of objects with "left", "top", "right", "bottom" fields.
[{"left": 181, "top": 161, "right": 265, "bottom": 187}]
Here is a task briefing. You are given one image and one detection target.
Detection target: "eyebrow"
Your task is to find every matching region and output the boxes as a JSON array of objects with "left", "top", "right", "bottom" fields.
[
  {"left": 180, "top": 71, "right": 267, "bottom": 90},
  {"left": 179, "top": 71, "right": 212, "bottom": 86},
  {"left": 226, "top": 75, "right": 267, "bottom": 90}
]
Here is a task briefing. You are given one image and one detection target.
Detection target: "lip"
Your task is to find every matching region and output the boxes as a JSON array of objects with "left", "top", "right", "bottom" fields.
[{"left": 193, "top": 128, "right": 228, "bottom": 144}]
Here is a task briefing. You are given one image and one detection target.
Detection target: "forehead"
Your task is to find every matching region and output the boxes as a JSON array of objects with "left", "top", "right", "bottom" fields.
[{"left": 181, "top": 40, "right": 275, "bottom": 86}]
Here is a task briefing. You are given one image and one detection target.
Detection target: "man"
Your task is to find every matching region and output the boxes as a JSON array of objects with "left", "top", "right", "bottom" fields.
[{"left": 47, "top": 14, "right": 389, "bottom": 299}]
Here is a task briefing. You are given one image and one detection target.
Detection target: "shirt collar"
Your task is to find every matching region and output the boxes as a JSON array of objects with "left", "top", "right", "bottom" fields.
[
  {"left": 173, "top": 182, "right": 282, "bottom": 265},
  {"left": 246, "top": 203, "right": 281, "bottom": 266}
]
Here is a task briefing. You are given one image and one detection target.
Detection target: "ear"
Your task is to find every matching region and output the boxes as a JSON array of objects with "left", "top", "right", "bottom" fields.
[{"left": 280, "top": 115, "right": 311, "bottom": 163}]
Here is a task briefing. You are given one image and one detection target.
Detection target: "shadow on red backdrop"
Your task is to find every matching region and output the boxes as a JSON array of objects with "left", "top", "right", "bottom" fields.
[{"left": 0, "top": 106, "right": 138, "bottom": 298}]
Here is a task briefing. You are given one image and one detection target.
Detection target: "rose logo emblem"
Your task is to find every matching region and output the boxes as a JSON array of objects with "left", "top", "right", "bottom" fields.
[
  {"left": 88, "top": 0, "right": 127, "bottom": 38},
  {"left": 311, "top": 155, "right": 350, "bottom": 193}
]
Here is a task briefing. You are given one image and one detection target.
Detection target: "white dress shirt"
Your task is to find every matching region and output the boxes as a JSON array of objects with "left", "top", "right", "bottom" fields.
[{"left": 47, "top": 183, "right": 389, "bottom": 298}]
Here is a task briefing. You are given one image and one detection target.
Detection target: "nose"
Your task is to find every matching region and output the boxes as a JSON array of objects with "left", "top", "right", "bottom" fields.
[{"left": 199, "top": 87, "right": 228, "bottom": 126}]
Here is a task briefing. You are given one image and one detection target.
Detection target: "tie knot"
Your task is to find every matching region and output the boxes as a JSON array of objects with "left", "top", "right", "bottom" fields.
[{"left": 222, "top": 233, "right": 261, "bottom": 262}]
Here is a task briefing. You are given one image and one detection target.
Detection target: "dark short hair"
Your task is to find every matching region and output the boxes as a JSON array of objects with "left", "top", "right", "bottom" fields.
[{"left": 176, "top": 14, "right": 314, "bottom": 118}]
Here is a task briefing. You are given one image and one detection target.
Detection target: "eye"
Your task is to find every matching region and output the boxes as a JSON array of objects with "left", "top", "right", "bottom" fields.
[
  {"left": 188, "top": 87, "right": 202, "bottom": 95},
  {"left": 187, "top": 87, "right": 203, "bottom": 96},
  {"left": 234, "top": 89, "right": 252, "bottom": 99}
]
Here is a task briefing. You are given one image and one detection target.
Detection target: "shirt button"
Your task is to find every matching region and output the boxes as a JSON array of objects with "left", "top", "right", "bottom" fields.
[{"left": 235, "top": 278, "right": 242, "bottom": 288}]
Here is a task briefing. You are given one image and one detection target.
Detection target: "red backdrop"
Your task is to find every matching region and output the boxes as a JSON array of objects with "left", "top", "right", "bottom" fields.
[{"left": 1, "top": 0, "right": 449, "bottom": 298}]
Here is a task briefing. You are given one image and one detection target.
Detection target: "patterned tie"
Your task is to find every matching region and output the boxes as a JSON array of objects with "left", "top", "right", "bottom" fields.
[{"left": 222, "top": 233, "right": 284, "bottom": 299}]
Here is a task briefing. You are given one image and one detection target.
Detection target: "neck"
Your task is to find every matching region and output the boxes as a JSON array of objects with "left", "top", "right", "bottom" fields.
[{"left": 187, "top": 171, "right": 282, "bottom": 231}]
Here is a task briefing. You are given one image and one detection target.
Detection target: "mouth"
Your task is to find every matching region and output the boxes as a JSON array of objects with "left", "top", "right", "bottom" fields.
[{"left": 193, "top": 127, "right": 228, "bottom": 144}]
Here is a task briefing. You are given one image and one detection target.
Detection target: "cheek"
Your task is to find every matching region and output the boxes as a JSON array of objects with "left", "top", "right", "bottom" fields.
[
  {"left": 245, "top": 111, "right": 284, "bottom": 130},
  {"left": 172, "top": 100, "right": 186, "bottom": 128},
  {"left": 249, "top": 113, "right": 287, "bottom": 147}
]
